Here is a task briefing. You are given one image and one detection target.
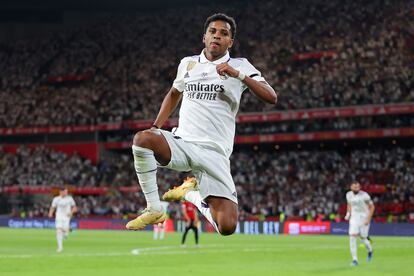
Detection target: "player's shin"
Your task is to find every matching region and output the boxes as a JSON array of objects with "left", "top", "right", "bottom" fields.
[
  {"left": 56, "top": 229, "right": 63, "bottom": 252},
  {"left": 132, "top": 145, "right": 161, "bottom": 210},
  {"left": 181, "top": 227, "right": 190, "bottom": 244},
  {"left": 350, "top": 236, "right": 358, "bottom": 261},
  {"left": 160, "top": 228, "right": 165, "bottom": 240},
  {"left": 185, "top": 190, "right": 219, "bottom": 233},
  {"left": 153, "top": 225, "right": 158, "bottom": 240},
  {"left": 361, "top": 237, "right": 373, "bottom": 252},
  {"left": 194, "top": 226, "right": 199, "bottom": 244}
]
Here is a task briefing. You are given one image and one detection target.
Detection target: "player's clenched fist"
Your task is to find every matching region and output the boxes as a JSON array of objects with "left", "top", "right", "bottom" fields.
[
  {"left": 344, "top": 212, "right": 350, "bottom": 221},
  {"left": 216, "top": 62, "right": 240, "bottom": 78}
]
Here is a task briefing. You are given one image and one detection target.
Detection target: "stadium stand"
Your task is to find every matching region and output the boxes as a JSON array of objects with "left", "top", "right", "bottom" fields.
[
  {"left": 1, "top": 145, "right": 413, "bottom": 222},
  {"left": 0, "top": 0, "right": 413, "bottom": 127}
]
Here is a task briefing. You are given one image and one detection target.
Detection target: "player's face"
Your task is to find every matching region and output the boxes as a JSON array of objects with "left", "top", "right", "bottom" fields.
[
  {"left": 60, "top": 189, "right": 68, "bottom": 197},
  {"left": 351, "top": 183, "right": 360, "bottom": 194},
  {"left": 203, "top": 20, "right": 234, "bottom": 58}
]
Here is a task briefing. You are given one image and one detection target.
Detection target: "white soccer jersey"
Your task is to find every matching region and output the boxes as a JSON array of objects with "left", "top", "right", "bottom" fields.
[
  {"left": 51, "top": 195, "right": 76, "bottom": 220},
  {"left": 172, "top": 50, "right": 266, "bottom": 158},
  {"left": 346, "top": 191, "right": 373, "bottom": 221}
]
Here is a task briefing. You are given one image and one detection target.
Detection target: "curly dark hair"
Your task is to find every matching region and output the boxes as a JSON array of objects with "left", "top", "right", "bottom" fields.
[{"left": 204, "top": 13, "right": 237, "bottom": 39}]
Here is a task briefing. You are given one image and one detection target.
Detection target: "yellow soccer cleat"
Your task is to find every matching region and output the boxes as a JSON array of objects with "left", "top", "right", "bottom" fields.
[
  {"left": 162, "top": 177, "right": 198, "bottom": 202},
  {"left": 126, "top": 208, "right": 167, "bottom": 230}
]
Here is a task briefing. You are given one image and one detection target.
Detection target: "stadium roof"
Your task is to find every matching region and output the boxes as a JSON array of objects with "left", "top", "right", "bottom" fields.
[
  {"left": 1, "top": 0, "right": 243, "bottom": 23},
  {"left": 1, "top": 0, "right": 240, "bottom": 11}
]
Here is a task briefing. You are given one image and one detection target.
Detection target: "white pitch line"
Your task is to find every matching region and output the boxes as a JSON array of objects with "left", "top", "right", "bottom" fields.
[
  {"left": 130, "top": 243, "right": 223, "bottom": 255},
  {"left": 0, "top": 244, "right": 225, "bottom": 259},
  {"left": 1, "top": 243, "right": 412, "bottom": 259},
  {"left": 0, "top": 252, "right": 130, "bottom": 259},
  {"left": 0, "top": 254, "right": 35, "bottom": 259}
]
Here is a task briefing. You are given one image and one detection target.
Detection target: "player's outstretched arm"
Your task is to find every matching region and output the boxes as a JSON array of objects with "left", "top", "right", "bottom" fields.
[
  {"left": 216, "top": 63, "right": 277, "bottom": 104},
  {"left": 194, "top": 210, "right": 199, "bottom": 226},
  {"left": 153, "top": 87, "right": 183, "bottom": 129},
  {"left": 345, "top": 204, "right": 351, "bottom": 220},
  {"left": 48, "top": 207, "right": 55, "bottom": 218},
  {"left": 70, "top": 205, "right": 78, "bottom": 218},
  {"left": 365, "top": 203, "right": 375, "bottom": 225},
  {"left": 243, "top": 77, "right": 277, "bottom": 104}
]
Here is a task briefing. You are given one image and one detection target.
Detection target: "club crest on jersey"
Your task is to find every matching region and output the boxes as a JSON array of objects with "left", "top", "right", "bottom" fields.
[
  {"left": 186, "top": 61, "right": 197, "bottom": 71},
  {"left": 185, "top": 61, "right": 196, "bottom": 78}
]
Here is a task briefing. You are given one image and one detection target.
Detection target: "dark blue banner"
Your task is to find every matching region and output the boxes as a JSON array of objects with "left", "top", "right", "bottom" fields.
[
  {"left": 0, "top": 218, "right": 79, "bottom": 229},
  {"left": 331, "top": 222, "right": 414, "bottom": 236},
  {"left": 235, "top": 221, "right": 280, "bottom": 235}
]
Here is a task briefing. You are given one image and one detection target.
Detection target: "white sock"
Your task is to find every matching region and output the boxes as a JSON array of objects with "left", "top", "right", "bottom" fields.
[
  {"left": 57, "top": 229, "right": 63, "bottom": 251},
  {"left": 361, "top": 237, "right": 373, "bottom": 252},
  {"left": 185, "top": 190, "right": 219, "bottom": 233},
  {"left": 132, "top": 145, "right": 161, "bottom": 210},
  {"left": 160, "top": 227, "right": 165, "bottom": 240},
  {"left": 350, "top": 236, "right": 357, "bottom": 261},
  {"left": 153, "top": 226, "right": 158, "bottom": 240}
]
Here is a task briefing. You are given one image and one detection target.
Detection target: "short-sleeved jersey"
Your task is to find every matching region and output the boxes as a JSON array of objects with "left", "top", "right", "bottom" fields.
[
  {"left": 346, "top": 191, "right": 373, "bottom": 216},
  {"left": 182, "top": 201, "right": 197, "bottom": 221},
  {"left": 172, "top": 50, "right": 266, "bottom": 158},
  {"left": 51, "top": 195, "right": 76, "bottom": 220}
]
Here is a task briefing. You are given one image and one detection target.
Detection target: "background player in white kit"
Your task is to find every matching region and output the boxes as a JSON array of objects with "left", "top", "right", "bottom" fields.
[
  {"left": 125, "top": 13, "right": 277, "bottom": 235},
  {"left": 345, "top": 182, "right": 375, "bottom": 266},
  {"left": 153, "top": 201, "right": 170, "bottom": 240},
  {"left": 48, "top": 187, "right": 77, "bottom": 253}
]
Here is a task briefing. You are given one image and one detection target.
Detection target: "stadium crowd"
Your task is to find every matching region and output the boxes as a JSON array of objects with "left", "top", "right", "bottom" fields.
[
  {"left": 1, "top": 145, "right": 413, "bottom": 221},
  {"left": 94, "top": 114, "right": 414, "bottom": 143},
  {"left": 0, "top": 0, "right": 413, "bottom": 127},
  {"left": 236, "top": 114, "right": 414, "bottom": 135}
]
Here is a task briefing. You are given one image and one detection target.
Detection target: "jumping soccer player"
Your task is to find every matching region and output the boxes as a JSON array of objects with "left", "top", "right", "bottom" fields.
[
  {"left": 345, "top": 182, "right": 375, "bottom": 266},
  {"left": 126, "top": 13, "right": 277, "bottom": 235},
  {"left": 48, "top": 187, "right": 77, "bottom": 253},
  {"left": 181, "top": 199, "right": 199, "bottom": 246}
]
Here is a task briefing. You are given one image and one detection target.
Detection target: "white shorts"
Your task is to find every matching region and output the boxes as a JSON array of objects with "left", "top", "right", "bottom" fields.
[
  {"left": 158, "top": 130, "right": 237, "bottom": 204},
  {"left": 55, "top": 217, "right": 70, "bottom": 230},
  {"left": 349, "top": 220, "right": 370, "bottom": 237}
]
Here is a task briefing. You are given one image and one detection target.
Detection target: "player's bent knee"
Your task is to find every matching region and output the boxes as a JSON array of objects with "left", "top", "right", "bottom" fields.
[
  {"left": 218, "top": 222, "right": 237, "bottom": 236},
  {"left": 217, "top": 218, "right": 237, "bottom": 236},
  {"left": 133, "top": 130, "right": 157, "bottom": 149}
]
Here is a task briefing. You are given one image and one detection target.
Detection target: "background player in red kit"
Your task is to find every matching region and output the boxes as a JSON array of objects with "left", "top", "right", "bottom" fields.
[{"left": 181, "top": 201, "right": 199, "bottom": 246}]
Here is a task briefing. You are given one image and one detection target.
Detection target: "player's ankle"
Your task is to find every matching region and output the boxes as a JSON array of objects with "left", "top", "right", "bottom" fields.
[{"left": 147, "top": 202, "right": 163, "bottom": 212}]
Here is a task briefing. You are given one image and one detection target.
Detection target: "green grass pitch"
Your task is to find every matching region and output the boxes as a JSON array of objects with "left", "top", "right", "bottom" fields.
[{"left": 0, "top": 228, "right": 413, "bottom": 276}]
